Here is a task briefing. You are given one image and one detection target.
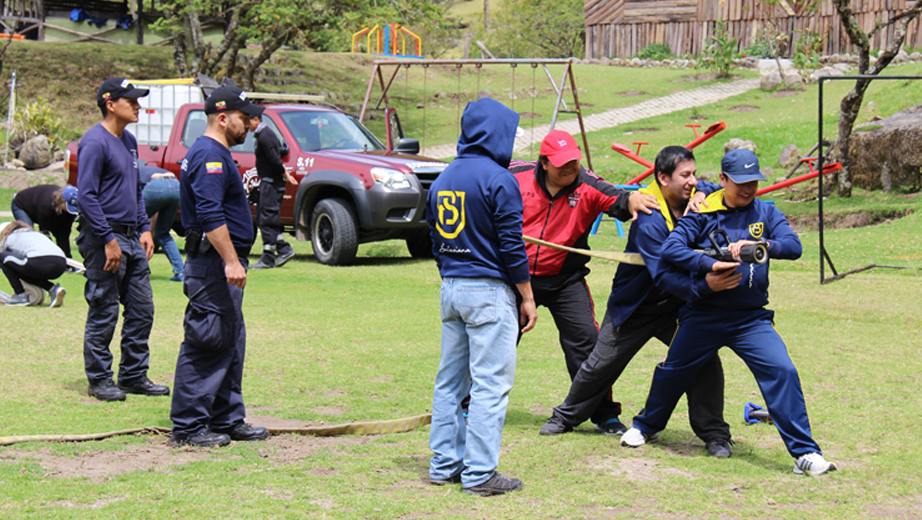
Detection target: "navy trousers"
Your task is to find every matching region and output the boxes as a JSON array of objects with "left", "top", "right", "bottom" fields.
[
  {"left": 77, "top": 228, "right": 154, "bottom": 384},
  {"left": 632, "top": 308, "right": 821, "bottom": 458},
  {"left": 553, "top": 309, "right": 729, "bottom": 443},
  {"left": 170, "top": 253, "right": 248, "bottom": 439},
  {"left": 257, "top": 179, "right": 292, "bottom": 264}
]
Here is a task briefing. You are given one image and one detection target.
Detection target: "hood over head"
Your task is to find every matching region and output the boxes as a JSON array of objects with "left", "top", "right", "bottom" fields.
[{"left": 455, "top": 98, "right": 520, "bottom": 168}]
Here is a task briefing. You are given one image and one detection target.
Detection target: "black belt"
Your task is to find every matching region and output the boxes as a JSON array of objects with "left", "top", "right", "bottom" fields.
[
  {"left": 204, "top": 245, "right": 252, "bottom": 259},
  {"left": 110, "top": 224, "right": 137, "bottom": 236}
]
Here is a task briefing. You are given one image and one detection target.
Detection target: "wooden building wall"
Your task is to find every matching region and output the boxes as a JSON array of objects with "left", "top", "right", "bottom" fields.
[{"left": 585, "top": 0, "right": 922, "bottom": 59}]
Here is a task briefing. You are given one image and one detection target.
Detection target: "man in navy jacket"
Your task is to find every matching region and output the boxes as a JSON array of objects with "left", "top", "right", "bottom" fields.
[
  {"left": 77, "top": 77, "right": 169, "bottom": 402},
  {"left": 426, "top": 98, "right": 537, "bottom": 496},
  {"left": 622, "top": 148, "right": 837, "bottom": 476}
]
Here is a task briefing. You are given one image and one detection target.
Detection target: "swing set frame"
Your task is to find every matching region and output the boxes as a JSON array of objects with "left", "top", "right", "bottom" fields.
[{"left": 359, "top": 58, "right": 594, "bottom": 170}]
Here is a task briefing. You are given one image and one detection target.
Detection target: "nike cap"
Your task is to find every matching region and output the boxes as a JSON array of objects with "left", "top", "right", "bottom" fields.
[
  {"left": 540, "top": 130, "right": 583, "bottom": 168},
  {"left": 721, "top": 148, "right": 766, "bottom": 183}
]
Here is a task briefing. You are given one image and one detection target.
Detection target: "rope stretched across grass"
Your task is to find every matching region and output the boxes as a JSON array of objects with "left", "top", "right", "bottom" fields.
[{"left": 0, "top": 414, "right": 432, "bottom": 446}]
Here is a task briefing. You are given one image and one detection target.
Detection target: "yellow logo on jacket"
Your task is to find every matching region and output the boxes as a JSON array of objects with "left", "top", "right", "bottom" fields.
[
  {"left": 436, "top": 191, "right": 466, "bottom": 239},
  {"left": 749, "top": 222, "right": 764, "bottom": 239}
]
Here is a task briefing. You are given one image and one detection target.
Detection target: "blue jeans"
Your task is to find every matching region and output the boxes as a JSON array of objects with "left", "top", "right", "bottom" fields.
[
  {"left": 429, "top": 277, "right": 518, "bottom": 487},
  {"left": 10, "top": 200, "right": 34, "bottom": 227},
  {"left": 142, "top": 177, "right": 184, "bottom": 276}
]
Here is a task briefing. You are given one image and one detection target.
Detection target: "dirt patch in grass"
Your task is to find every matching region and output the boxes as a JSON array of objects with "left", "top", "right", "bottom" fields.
[
  {"left": 0, "top": 426, "right": 370, "bottom": 482},
  {"left": 587, "top": 455, "right": 695, "bottom": 481},
  {"left": 786, "top": 208, "right": 914, "bottom": 231},
  {"left": 46, "top": 497, "right": 128, "bottom": 509},
  {"left": 624, "top": 127, "right": 660, "bottom": 133},
  {"left": 729, "top": 105, "right": 761, "bottom": 112},
  {"left": 768, "top": 88, "right": 805, "bottom": 97},
  {"left": 518, "top": 112, "right": 542, "bottom": 119},
  {"left": 865, "top": 494, "right": 922, "bottom": 519},
  {"left": 616, "top": 89, "right": 649, "bottom": 96}
]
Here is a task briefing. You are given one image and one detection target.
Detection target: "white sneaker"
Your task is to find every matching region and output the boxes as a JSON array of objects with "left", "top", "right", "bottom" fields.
[
  {"left": 793, "top": 452, "right": 838, "bottom": 476},
  {"left": 621, "top": 427, "right": 658, "bottom": 448}
]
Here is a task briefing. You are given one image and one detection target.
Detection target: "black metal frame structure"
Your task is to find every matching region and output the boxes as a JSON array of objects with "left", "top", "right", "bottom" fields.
[{"left": 817, "top": 74, "right": 922, "bottom": 284}]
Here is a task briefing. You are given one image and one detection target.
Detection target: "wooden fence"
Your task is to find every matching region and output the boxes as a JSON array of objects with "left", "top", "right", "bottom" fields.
[{"left": 585, "top": 0, "right": 922, "bottom": 58}]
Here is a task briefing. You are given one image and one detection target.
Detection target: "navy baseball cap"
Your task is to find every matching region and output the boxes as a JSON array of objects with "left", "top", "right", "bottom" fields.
[
  {"left": 204, "top": 86, "right": 265, "bottom": 117},
  {"left": 96, "top": 77, "right": 149, "bottom": 107},
  {"left": 721, "top": 148, "right": 766, "bottom": 183},
  {"left": 62, "top": 185, "right": 79, "bottom": 215}
]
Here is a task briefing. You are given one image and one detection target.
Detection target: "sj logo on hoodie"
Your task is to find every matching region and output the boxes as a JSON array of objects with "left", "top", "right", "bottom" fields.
[
  {"left": 748, "top": 222, "right": 764, "bottom": 239},
  {"left": 436, "top": 191, "right": 466, "bottom": 239}
]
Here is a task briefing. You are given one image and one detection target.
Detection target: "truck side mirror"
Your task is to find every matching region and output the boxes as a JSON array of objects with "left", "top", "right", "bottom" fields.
[
  {"left": 395, "top": 138, "right": 420, "bottom": 155},
  {"left": 279, "top": 142, "right": 289, "bottom": 157}
]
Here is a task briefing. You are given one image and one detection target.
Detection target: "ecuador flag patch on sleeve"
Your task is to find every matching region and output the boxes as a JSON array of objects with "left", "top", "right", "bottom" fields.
[{"left": 206, "top": 162, "right": 223, "bottom": 174}]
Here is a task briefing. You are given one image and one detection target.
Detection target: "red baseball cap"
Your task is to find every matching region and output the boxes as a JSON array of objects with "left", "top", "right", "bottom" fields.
[{"left": 540, "top": 130, "right": 583, "bottom": 167}]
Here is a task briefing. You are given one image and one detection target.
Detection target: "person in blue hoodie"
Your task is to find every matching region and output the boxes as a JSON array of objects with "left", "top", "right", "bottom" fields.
[
  {"left": 540, "top": 146, "right": 738, "bottom": 458},
  {"left": 426, "top": 98, "right": 537, "bottom": 497},
  {"left": 621, "top": 148, "right": 837, "bottom": 477}
]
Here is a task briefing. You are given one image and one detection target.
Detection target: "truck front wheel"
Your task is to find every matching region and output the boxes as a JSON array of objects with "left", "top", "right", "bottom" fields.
[{"left": 310, "top": 198, "right": 358, "bottom": 265}]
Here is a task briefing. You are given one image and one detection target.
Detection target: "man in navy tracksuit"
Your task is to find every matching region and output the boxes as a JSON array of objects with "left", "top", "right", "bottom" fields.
[
  {"left": 541, "top": 146, "right": 736, "bottom": 457},
  {"left": 622, "top": 148, "right": 838, "bottom": 476},
  {"left": 511, "top": 131, "right": 658, "bottom": 435},
  {"left": 77, "top": 77, "right": 169, "bottom": 402},
  {"left": 170, "top": 86, "right": 269, "bottom": 448},
  {"left": 426, "top": 98, "right": 538, "bottom": 496}
]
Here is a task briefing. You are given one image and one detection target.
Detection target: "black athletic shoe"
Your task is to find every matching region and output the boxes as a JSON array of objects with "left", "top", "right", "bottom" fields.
[
  {"left": 463, "top": 471, "right": 524, "bottom": 496},
  {"left": 275, "top": 249, "right": 296, "bottom": 267},
  {"left": 429, "top": 473, "right": 462, "bottom": 486},
  {"left": 595, "top": 418, "right": 628, "bottom": 436},
  {"left": 171, "top": 431, "right": 231, "bottom": 448},
  {"left": 250, "top": 260, "right": 275, "bottom": 270},
  {"left": 219, "top": 422, "right": 270, "bottom": 441},
  {"left": 706, "top": 439, "right": 733, "bottom": 459},
  {"left": 88, "top": 379, "right": 126, "bottom": 402},
  {"left": 539, "top": 417, "right": 573, "bottom": 436},
  {"left": 118, "top": 376, "right": 170, "bottom": 396}
]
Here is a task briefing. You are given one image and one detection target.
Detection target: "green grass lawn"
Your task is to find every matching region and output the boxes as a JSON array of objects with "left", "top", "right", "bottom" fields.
[
  {"left": 1, "top": 40, "right": 922, "bottom": 519},
  {"left": 0, "top": 207, "right": 920, "bottom": 518}
]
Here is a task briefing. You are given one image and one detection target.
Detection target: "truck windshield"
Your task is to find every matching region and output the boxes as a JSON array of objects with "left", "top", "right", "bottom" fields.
[{"left": 278, "top": 111, "right": 384, "bottom": 152}]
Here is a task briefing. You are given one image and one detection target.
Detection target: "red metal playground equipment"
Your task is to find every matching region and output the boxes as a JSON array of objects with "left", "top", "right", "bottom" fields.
[
  {"left": 610, "top": 122, "right": 842, "bottom": 195},
  {"left": 352, "top": 24, "right": 422, "bottom": 58},
  {"left": 600, "top": 123, "right": 843, "bottom": 236}
]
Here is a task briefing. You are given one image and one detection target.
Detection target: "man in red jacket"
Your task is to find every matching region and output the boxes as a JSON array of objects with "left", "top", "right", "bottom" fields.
[{"left": 511, "top": 130, "right": 658, "bottom": 434}]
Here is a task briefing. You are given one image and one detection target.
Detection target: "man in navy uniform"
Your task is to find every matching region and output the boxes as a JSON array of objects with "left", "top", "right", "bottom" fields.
[
  {"left": 169, "top": 85, "right": 269, "bottom": 448},
  {"left": 77, "top": 77, "right": 169, "bottom": 402}
]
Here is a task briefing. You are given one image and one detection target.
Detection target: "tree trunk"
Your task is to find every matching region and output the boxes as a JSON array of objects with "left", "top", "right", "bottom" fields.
[
  {"left": 172, "top": 28, "right": 189, "bottom": 77},
  {"left": 242, "top": 27, "right": 296, "bottom": 91},
  {"left": 205, "top": 2, "right": 252, "bottom": 78},
  {"left": 187, "top": 10, "right": 208, "bottom": 75}
]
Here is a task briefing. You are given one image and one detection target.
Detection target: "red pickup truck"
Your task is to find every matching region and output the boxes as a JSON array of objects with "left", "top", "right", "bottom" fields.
[{"left": 66, "top": 99, "right": 447, "bottom": 265}]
